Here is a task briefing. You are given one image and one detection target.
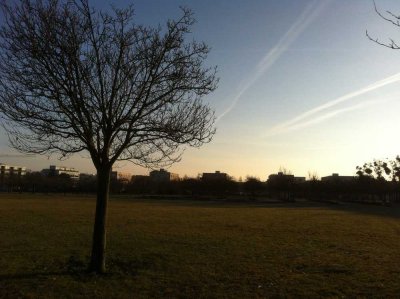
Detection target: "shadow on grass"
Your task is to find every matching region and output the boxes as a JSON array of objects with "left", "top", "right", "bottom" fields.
[
  {"left": 314, "top": 201, "right": 400, "bottom": 220},
  {"left": 0, "top": 254, "right": 160, "bottom": 282},
  {"left": 253, "top": 199, "right": 400, "bottom": 220},
  {"left": 0, "top": 255, "right": 90, "bottom": 282},
  {"left": 136, "top": 197, "right": 400, "bottom": 220},
  {"left": 0, "top": 271, "right": 79, "bottom": 281}
]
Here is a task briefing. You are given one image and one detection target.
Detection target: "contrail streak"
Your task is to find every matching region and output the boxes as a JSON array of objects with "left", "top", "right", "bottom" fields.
[
  {"left": 216, "top": 0, "right": 332, "bottom": 123},
  {"left": 266, "top": 72, "right": 400, "bottom": 136},
  {"left": 271, "top": 100, "right": 380, "bottom": 134}
]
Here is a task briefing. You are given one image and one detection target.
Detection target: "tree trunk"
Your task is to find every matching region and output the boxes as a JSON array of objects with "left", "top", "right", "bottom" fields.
[{"left": 89, "top": 165, "right": 111, "bottom": 273}]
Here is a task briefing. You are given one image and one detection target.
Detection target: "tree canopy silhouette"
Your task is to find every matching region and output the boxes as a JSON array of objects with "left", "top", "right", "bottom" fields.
[
  {"left": 0, "top": 0, "right": 218, "bottom": 273},
  {"left": 357, "top": 157, "right": 400, "bottom": 182}
]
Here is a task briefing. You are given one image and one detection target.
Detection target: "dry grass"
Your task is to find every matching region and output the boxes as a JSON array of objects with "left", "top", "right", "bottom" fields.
[{"left": 1, "top": 193, "right": 400, "bottom": 298}]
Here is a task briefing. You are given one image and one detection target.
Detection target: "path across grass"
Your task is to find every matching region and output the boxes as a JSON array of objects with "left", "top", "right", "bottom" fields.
[{"left": 1, "top": 194, "right": 400, "bottom": 298}]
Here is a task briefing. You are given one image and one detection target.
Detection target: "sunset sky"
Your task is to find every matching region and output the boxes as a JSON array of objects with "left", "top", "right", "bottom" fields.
[{"left": 1, "top": 0, "right": 400, "bottom": 180}]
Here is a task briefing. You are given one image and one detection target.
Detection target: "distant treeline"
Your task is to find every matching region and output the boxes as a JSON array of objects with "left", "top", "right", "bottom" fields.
[{"left": 2, "top": 170, "right": 400, "bottom": 205}]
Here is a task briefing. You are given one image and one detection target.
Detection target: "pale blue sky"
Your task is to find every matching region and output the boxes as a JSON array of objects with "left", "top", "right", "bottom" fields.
[{"left": 1, "top": 0, "right": 400, "bottom": 179}]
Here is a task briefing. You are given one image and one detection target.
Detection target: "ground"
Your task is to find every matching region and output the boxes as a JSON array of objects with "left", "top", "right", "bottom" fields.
[{"left": 1, "top": 194, "right": 400, "bottom": 298}]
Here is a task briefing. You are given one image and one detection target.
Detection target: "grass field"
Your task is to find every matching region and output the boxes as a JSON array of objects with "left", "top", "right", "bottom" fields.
[{"left": 1, "top": 194, "right": 400, "bottom": 298}]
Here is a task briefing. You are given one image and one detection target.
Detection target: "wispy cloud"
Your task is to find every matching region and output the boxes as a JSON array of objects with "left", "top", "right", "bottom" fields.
[
  {"left": 216, "top": 0, "right": 332, "bottom": 123},
  {"left": 266, "top": 73, "right": 400, "bottom": 136}
]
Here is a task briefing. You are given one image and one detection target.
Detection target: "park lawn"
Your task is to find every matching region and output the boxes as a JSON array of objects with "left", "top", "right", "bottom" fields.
[{"left": 0, "top": 194, "right": 400, "bottom": 298}]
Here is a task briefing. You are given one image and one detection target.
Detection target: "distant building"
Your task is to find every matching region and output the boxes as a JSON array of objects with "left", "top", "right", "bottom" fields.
[
  {"left": 267, "top": 172, "right": 305, "bottom": 184},
  {"left": 42, "top": 165, "right": 79, "bottom": 179},
  {"left": 0, "top": 163, "right": 27, "bottom": 190},
  {"left": 0, "top": 163, "right": 26, "bottom": 177},
  {"left": 131, "top": 175, "right": 150, "bottom": 182},
  {"left": 79, "top": 173, "right": 96, "bottom": 180},
  {"left": 0, "top": 163, "right": 26, "bottom": 184},
  {"left": 321, "top": 173, "right": 355, "bottom": 182},
  {"left": 202, "top": 171, "right": 228, "bottom": 181},
  {"left": 293, "top": 176, "right": 306, "bottom": 183},
  {"left": 149, "top": 169, "right": 179, "bottom": 182},
  {"left": 111, "top": 171, "right": 132, "bottom": 184}
]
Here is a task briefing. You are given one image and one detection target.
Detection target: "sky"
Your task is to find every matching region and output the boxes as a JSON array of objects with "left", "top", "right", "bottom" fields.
[{"left": 1, "top": 0, "right": 400, "bottom": 180}]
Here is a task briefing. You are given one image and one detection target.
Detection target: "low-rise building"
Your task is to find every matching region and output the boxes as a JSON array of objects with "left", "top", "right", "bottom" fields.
[
  {"left": 149, "top": 169, "right": 179, "bottom": 182},
  {"left": 293, "top": 176, "right": 306, "bottom": 183},
  {"left": 0, "top": 163, "right": 26, "bottom": 185},
  {"left": 42, "top": 165, "right": 80, "bottom": 179},
  {"left": 79, "top": 173, "right": 96, "bottom": 180},
  {"left": 0, "top": 163, "right": 26, "bottom": 178},
  {"left": 202, "top": 171, "right": 228, "bottom": 181},
  {"left": 0, "top": 163, "right": 27, "bottom": 190},
  {"left": 131, "top": 175, "right": 150, "bottom": 182},
  {"left": 111, "top": 171, "right": 132, "bottom": 184},
  {"left": 267, "top": 172, "right": 305, "bottom": 183},
  {"left": 321, "top": 173, "right": 356, "bottom": 182}
]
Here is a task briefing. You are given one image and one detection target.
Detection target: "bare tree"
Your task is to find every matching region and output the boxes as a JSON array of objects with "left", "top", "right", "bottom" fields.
[
  {"left": 0, "top": 0, "right": 218, "bottom": 273},
  {"left": 366, "top": 1, "right": 400, "bottom": 49},
  {"left": 307, "top": 170, "right": 320, "bottom": 182},
  {"left": 278, "top": 166, "right": 292, "bottom": 175}
]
